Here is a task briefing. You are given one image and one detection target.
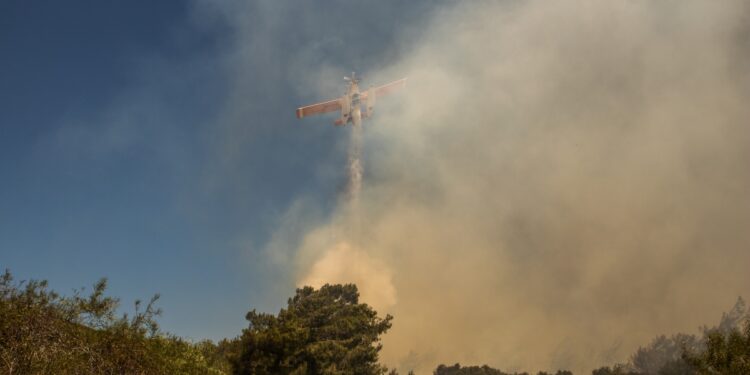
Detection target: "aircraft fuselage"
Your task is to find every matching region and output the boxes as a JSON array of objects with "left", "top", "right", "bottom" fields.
[
  {"left": 295, "top": 73, "right": 405, "bottom": 126},
  {"left": 335, "top": 80, "right": 365, "bottom": 127}
]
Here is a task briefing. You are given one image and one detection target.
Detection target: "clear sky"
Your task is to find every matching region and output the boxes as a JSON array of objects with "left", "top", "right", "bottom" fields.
[{"left": 0, "top": 0, "right": 441, "bottom": 341}]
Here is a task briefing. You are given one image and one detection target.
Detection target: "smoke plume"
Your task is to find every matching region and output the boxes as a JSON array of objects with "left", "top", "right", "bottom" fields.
[
  {"left": 285, "top": 0, "right": 750, "bottom": 373},
  {"left": 346, "top": 122, "right": 364, "bottom": 236}
]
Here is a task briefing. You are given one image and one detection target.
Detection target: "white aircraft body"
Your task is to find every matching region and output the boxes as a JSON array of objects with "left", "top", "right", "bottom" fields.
[{"left": 296, "top": 73, "right": 406, "bottom": 126}]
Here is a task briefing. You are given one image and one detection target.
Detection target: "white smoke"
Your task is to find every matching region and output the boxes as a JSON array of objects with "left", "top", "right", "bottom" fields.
[
  {"left": 298, "top": 119, "right": 397, "bottom": 312},
  {"left": 272, "top": 0, "right": 750, "bottom": 373}
]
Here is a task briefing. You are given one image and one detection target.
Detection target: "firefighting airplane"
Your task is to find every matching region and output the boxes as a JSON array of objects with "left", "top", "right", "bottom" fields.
[{"left": 295, "top": 73, "right": 406, "bottom": 126}]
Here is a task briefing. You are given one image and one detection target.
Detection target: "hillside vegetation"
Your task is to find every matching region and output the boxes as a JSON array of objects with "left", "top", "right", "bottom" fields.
[{"left": 0, "top": 269, "right": 747, "bottom": 374}]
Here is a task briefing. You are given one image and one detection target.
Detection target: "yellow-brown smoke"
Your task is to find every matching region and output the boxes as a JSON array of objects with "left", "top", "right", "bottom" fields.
[
  {"left": 299, "top": 240, "right": 396, "bottom": 313},
  {"left": 287, "top": 1, "right": 750, "bottom": 373}
]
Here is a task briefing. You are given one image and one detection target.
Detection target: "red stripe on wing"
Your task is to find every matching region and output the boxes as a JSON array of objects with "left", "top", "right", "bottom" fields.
[{"left": 296, "top": 98, "right": 341, "bottom": 119}]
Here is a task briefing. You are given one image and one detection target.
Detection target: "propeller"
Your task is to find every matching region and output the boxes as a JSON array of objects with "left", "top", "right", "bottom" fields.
[{"left": 344, "top": 72, "right": 361, "bottom": 84}]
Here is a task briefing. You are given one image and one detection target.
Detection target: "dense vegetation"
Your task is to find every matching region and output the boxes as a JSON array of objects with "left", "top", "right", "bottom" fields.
[
  {"left": 426, "top": 299, "right": 750, "bottom": 375},
  {"left": 431, "top": 363, "right": 572, "bottom": 375},
  {"left": 0, "top": 270, "right": 229, "bottom": 374},
  {"left": 228, "top": 284, "right": 393, "bottom": 374},
  {"left": 0, "top": 269, "right": 747, "bottom": 374}
]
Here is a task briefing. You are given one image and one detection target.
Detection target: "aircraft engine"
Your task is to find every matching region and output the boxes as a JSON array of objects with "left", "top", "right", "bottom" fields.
[{"left": 339, "top": 96, "right": 351, "bottom": 124}]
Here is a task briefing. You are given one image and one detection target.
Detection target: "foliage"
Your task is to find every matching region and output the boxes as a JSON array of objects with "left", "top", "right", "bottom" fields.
[
  {"left": 711, "top": 297, "right": 748, "bottom": 335},
  {"left": 0, "top": 269, "right": 227, "bottom": 374},
  {"left": 682, "top": 319, "right": 750, "bottom": 375},
  {"left": 388, "top": 369, "right": 415, "bottom": 375},
  {"left": 231, "top": 283, "right": 393, "bottom": 375},
  {"left": 629, "top": 333, "right": 700, "bottom": 375},
  {"left": 2, "top": 266, "right": 746, "bottom": 375},
  {"left": 434, "top": 363, "right": 519, "bottom": 375},
  {"left": 432, "top": 363, "right": 573, "bottom": 375},
  {"left": 590, "top": 364, "right": 639, "bottom": 375},
  {"left": 623, "top": 296, "right": 749, "bottom": 375},
  {"left": 200, "top": 338, "right": 241, "bottom": 374}
]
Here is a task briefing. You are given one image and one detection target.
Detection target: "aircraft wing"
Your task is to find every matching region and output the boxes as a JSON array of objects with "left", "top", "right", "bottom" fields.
[
  {"left": 296, "top": 98, "right": 341, "bottom": 119},
  {"left": 362, "top": 78, "right": 407, "bottom": 100}
]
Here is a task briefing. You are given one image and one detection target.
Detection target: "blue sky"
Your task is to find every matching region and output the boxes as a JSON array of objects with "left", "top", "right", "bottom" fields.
[
  {"left": 4, "top": 2, "right": 750, "bottom": 372},
  {"left": 0, "top": 0, "right": 441, "bottom": 340}
]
